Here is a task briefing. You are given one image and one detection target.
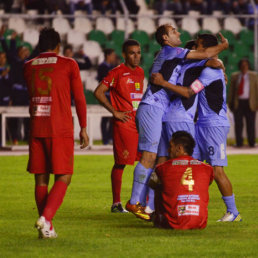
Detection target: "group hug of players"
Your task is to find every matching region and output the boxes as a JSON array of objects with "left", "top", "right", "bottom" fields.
[{"left": 24, "top": 25, "right": 241, "bottom": 239}]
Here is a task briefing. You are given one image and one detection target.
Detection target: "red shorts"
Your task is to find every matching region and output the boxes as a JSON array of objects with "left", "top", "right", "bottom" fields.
[
  {"left": 27, "top": 137, "right": 74, "bottom": 174},
  {"left": 113, "top": 124, "right": 140, "bottom": 165}
]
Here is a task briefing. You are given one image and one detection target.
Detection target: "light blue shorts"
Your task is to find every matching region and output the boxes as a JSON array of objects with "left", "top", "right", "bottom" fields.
[
  {"left": 157, "top": 122, "right": 196, "bottom": 157},
  {"left": 136, "top": 103, "right": 164, "bottom": 153},
  {"left": 195, "top": 125, "right": 229, "bottom": 166}
]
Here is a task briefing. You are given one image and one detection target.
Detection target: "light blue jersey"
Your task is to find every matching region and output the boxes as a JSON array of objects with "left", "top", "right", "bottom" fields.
[
  {"left": 194, "top": 67, "right": 230, "bottom": 166},
  {"left": 137, "top": 45, "right": 189, "bottom": 153},
  {"left": 196, "top": 67, "right": 230, "bottom": 127},
  {"left": 140, "top": 46, "right": 189, "bottom": 112},
  {"left": 163, "top": 59, "right": 207, "bottom": 122},
  {"left": 158, "top": 60, "right": 207, "bottom": 157}
]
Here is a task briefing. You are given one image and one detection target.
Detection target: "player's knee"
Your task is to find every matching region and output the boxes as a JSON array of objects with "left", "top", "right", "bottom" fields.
[
  {"left": 140, "top": 151, "right": 157, "bottom": 168},
  {"left": 213, "top": 166, "right": 226, "bottom": 180}
]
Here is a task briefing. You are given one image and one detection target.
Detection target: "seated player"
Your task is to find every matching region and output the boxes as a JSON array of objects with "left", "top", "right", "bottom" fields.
[{"left": 150, "top": 131, "right": 214, "bottom": 229}]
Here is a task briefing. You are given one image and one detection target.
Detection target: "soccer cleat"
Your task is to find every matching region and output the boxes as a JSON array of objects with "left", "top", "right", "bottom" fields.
[
  {"left": 125, "top": 200, "right": 151, "bottom": 221},
  {"left": 111, "top": 203, "right": 128, "bottom": 213},
  {"left": 217, "top": 212, "right": 242, "bottom": 222},
  {"left": 35, "top": 216, "right": 58, "bottom": 239}
]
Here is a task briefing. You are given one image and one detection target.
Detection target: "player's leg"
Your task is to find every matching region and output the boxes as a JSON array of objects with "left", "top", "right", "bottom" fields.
[
  {"left": 27, "top": 137, "right": 55, "bottom": 237},
  {"left": 199, "top": 126, "right": 241, "bottom": 222},
  {"left": 111, "top": 163, "right": 128, "bottom": 213},
  {"left": 213, "top": 166, "right": 241, "bottom": 222},
  {"left": 34, "top": 173, "right": 50, "bottom": 216},
  {"left": 36, "top": 137, "right": 74, "bottom": 238},
  {"left": 128, "top": 104, "right": 163, "bottom": 210},
  {"left": 42, "top": 174, "right": 71, "bottom": 222}
]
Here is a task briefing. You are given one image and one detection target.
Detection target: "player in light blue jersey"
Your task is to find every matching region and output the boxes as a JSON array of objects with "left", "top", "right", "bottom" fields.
[
  {"left": 158, "top": 40, "right": 210, "bottom": 162},
  {"left": 151, "top": 33, "right": 241, "bottom": 222},
  {"left": 126, "top": 24, "right": 229, "bottom": 221}
]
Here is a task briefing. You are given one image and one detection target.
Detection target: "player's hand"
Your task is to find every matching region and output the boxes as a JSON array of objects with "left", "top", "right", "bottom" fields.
[
  {"left": 218, "top": 32, "right": 229, "bottom": 49},
  {"left": 113, "top": 110, "right": 132, "bottom": 123},
  {"left": 79, "top": 128, "right": 89, "bottom": 149},
  {"left": 151, "top": 73, "right": 165, "bottom": 86}
]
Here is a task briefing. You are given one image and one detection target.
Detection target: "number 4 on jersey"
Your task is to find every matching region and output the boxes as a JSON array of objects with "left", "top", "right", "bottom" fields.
[{"left": 181, "top": 167, "right": 195, "bottom": 191}]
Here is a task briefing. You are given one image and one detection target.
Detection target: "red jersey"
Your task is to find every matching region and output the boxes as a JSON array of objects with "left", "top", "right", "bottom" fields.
[
  {"left": 24, "top": 52, "right": 87, "bottom": 137},
  {"left": 156, "top": 156, "right": 214, "bottom": 229},
  {"left": 101, "top": 63, "right": 144, "bottom": 131}
]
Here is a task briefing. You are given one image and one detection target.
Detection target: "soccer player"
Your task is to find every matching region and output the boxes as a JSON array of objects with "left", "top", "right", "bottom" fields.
[
  {"left": 126, "top": 24, "right": 228, "bottom": 220},
  {"left": 94, "top": 39, "right": 144, "bottom": 213},
  {"left": 157, "top": 40, "right": 223, "bottom": 163},
  {"left": 24, "top": 28, "right": 89, "bottom": 238},
  {"left": 151, "top": 33, "right": 241, "bottom": 222},
  {"left": 150, "top": 131, "right": 213, "bottom": 229}
]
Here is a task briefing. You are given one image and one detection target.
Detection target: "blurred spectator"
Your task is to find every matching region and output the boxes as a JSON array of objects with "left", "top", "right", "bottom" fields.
[
  {"left": 45, "top": 0, "right": 69, "bottom": 14},
  {"left": 24, "top": 0, "right": 47, "bottom": 14},
  {"left": 0, "top": 27, "right": 30, "bottom": 144},
  {"left": 153, "top": 0, "right": 185, "bottom": 15},
  {"left": 0, "top": 0, "right": 14, "bottom": 12},
  {"left": 186, "top": 0, "right": 207, "bottom": 14},
  {"left": 93, "top": 0, "right": 118, "bottom": 14},
  {"left": 247, "top": 0, "right": 258, "bottom": 28},
  {"left": 97, "top": 48, "right": 117, "bottom": 145},
  {"left": 0, "top": 52, "right": 11, "bottom": 106},
  {"left": 63, "top": 44, "right": 92, "bottom": 70},
  {"left": 228, "top": 58, "right": 258, "bottom": 147},
  {"left": 232, "top": 0, "right": 250, "bottom": 25},
  {"left": 69, "top": 0, "right": 93, "bottom": 15},
  {"left": 207, "top": 0, "right": 232, "bottom": 14}
]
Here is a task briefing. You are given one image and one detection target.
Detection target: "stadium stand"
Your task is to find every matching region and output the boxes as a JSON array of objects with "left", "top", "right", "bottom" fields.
[
  {"left": 0, "top": 0, "right": 257, "bottom": 147},
  {"left": 74, "top": 17, "right": 93, "bottom": 34}
]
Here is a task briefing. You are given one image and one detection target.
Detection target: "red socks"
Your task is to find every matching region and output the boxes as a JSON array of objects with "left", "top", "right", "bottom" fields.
[
  {"left": 42, "top": 181, "right": 68, "bottom": 222},
  {"left": 111, "top": 167, "right": 124, "bottom": 204},
  {"left": 35, "top": 185, "right": 48, "bottom": 216}
]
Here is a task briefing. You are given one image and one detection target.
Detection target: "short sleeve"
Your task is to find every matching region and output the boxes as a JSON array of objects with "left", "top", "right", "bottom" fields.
[
  {"left": 101, "top": 69, "right": 117, "bottom": 89},
  {"left": 198, "top": 67, "right": 220, "bottom": 87}
]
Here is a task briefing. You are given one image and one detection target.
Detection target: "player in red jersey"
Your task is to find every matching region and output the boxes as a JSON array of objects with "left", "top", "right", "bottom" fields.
[
  {"left": 150, "top": 131, "right": 213, "bottom": 229},
  {"left": 94, "top": 39, "right": 144, "bottom": 213},
  {"left": 24, "top": 28, "right": 89, "bottom": 238}
]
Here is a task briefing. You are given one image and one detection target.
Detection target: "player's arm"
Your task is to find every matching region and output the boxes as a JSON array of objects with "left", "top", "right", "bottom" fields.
[
  {"left": 151, "top": 73, "right": 195, "bottom": 98},
  {"left": 186, "top": 33, "right": 228, "bottom": 59},
  {"left": 70, "top": 61, "right": 89, "bottom": 149},
  {"left": 94, "top": 83, "right": 132, "bottom": 123}
]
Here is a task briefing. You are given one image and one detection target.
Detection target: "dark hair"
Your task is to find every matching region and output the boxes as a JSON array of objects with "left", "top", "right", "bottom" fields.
[
  {"left": 238, "top": 58, "right": 251, "bottom": 70},
  {"left": 104, "top": 48, "right": 115, "bottom": 59},
  {"left": 184, "top": 40, "right": 196, "bottom": 50},
  {"left": 122, "top": 39, "right": 140, "bottom": 53},
  {"left": 38, "top": 27, "right": 61, "bottom": 52},
  {"left": 63, "top": 44, "right": 73, "bottom": 55},
  {"left": 171, "top": 131, "right": 195, "bottom": 156},
  {"left": 197, "top": 33, "right": 218, "bottom": 48},
  {"left": 155, "top": 24, "right": 170, "bottom": 46}
]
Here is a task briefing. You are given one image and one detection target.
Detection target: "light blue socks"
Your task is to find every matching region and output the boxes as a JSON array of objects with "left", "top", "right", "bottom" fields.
[
  {"left": 130, "top": 162, "right": 153, "bottom": 206},
  {"left": 222, "top": 194, "right": 239, "bottom": 215}
]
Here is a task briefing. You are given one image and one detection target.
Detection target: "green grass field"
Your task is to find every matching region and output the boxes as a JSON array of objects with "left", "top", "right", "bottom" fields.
[{"left": 0, "top": 155, "right": 257, "bottom": 258}]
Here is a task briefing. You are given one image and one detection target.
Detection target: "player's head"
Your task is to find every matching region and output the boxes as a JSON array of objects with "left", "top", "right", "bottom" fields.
[
  {"left": 184, "top": 40, "right": 196, "bottom": 50},
  {"left": 104, "top": 48, "right": 117, "bottom": 65},
  {"left": 238, "top": 58, "right": 251, "bottom": 72},
  {"left": 38, "top": 27, "right": 61, "bottom": 53},
  {"left": 169, "top": 131, "right": 196, "bottom": 159},
  {"left": 155, "top": 24, "right": 181, "bottom": 47},
  {"left": 122, "top": 39, "right": 141, "bottom": 69},
  {"left": 196, "top": 33, "right": 218, "bottom": 50}
]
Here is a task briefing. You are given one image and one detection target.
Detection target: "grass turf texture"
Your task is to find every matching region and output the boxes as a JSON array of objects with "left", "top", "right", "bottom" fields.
[{"left": 0, "top": 155, "right": 257, "bottom": 257}]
